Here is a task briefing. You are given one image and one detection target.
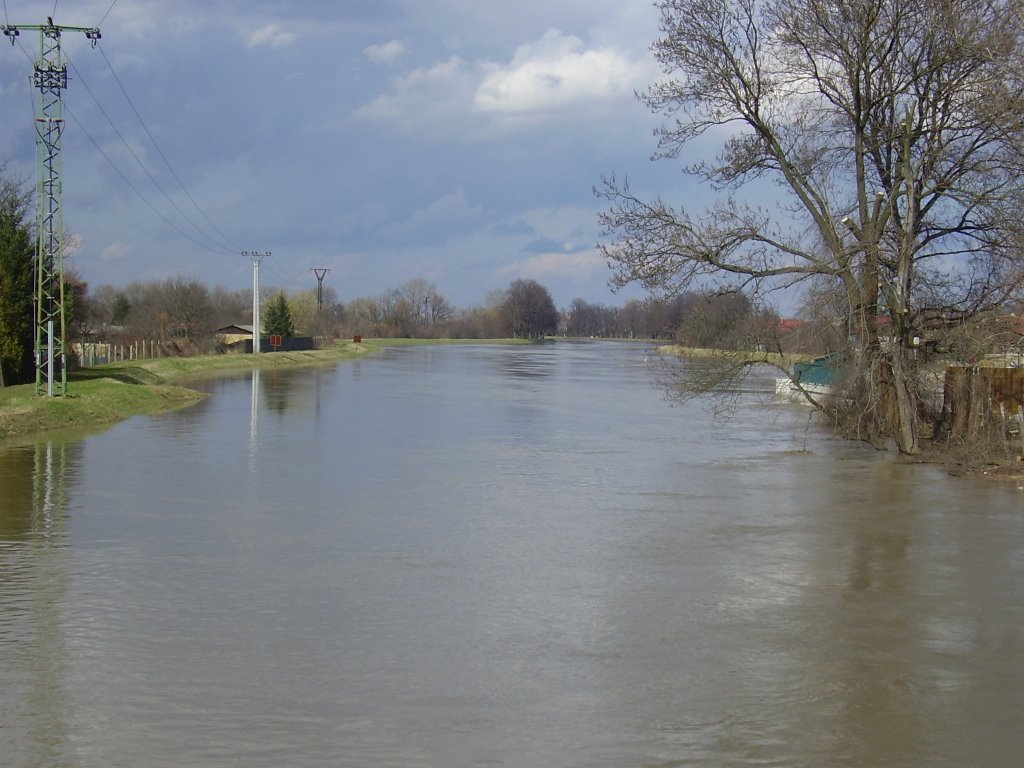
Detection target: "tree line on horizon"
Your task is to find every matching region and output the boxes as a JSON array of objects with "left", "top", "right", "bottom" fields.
[
  {"left": 1, "top": 157, "right": 806, "bottom": 385},
  {"left": 0, "top": 151, "right": 805, "bottom": 386},
  {"left": 69, "top": 275, "right": 788, "bottom": 353},
  {"left": 5, "top": 150, "right": 1017, "bottom": 391}
]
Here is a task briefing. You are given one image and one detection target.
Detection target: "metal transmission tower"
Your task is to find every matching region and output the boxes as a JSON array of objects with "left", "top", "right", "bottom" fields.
[
  {"left": 3, "top": 19, "right": 102, "bottom": 396},
  {"left": 312, "top": 268, "right": 330, "bottom": 311}
]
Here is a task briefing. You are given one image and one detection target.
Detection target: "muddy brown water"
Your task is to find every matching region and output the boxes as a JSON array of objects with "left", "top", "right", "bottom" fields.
[{"left": 1, "top": 342, "right": 1022, "bottom": 767}]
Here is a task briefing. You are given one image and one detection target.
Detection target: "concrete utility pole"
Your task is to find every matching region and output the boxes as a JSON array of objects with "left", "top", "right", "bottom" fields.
[
  {"left": 312, "top": 268, "right": 329, "bottom": 311},
  {"left": 244, "top": 251, "right": 270, "bottom": 353},
  {"left": 3, "top": 19, "right": 101, "bottom": 396}
]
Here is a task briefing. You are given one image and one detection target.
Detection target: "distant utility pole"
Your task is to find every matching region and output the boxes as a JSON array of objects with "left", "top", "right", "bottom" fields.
[
  {"left": 312, "top": 268, "right": 330, "bottom": 311},
  {"left": 3, "top": 18, "right": 102, "bottom": 396},
  {"left": 243, "top": 251, "right": 270, "bottom": 353}
]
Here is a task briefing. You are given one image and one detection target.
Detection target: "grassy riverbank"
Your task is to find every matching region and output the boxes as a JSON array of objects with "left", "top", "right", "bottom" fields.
[
  {"left": 0, "top": 340, "right": 373, "bottom": 441},
  {"left": 0, "top": 338, "right": 536, "bottom": 441}
]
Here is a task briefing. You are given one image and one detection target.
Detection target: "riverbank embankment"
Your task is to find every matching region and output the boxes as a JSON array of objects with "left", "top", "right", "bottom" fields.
[
  {"left": 0, "top": 340, "right": 376, "bottom": 441},
  {"left": 0, "top": 338, "right": 537, "bottom": 442}
]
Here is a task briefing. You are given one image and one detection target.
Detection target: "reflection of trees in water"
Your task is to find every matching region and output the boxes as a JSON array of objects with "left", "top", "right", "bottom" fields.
[
  {"left": 832, "top": 487, "right": 919, "bottom": 763},
  {"left": 491, "top": 348, "right": 555, "bottom": 380},
  {"left": 257, "top": 367, "right": 332, "bottom": 418},
  {"left": 821, "top": 460, "right": 978, "bottom": 765},
  {"left": 0, "top": 446, "right": 36, "bottom": 541},
  {"left": 0, "top": 440, "right": 76, "bottom": 766},
  {"left": 619, "top": 459, "right": 949, "bottom": 766},
  {"left": 260, "top": 369, "right": 291, "bottom": 415},
  {"left": 824, "top": 468, "right": 1024, "bottom": 766}
]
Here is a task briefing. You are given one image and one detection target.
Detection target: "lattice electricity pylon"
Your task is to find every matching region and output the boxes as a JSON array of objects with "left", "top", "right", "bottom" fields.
[
  {"left": 312, "top": 268, "right": 330, "bottom": 310},
  {"left": 3, "top": 20, "right": 101, "bottom": 396}
]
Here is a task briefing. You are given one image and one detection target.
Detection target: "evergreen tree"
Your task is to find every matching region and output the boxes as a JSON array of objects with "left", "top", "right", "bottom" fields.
[
  {"left": 111, "top": 293, "right": 131, "bottom": 325},
  {"left": 263, "top": 292, "right": 295, "bottom": 337},
  {"left": 0, "top": 170, "right": 35, "bottom": 387}
]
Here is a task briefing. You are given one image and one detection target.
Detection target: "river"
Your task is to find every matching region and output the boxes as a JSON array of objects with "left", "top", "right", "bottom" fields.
[{"left": 1, "top": 341, "right": 1022, "bottom": 767}]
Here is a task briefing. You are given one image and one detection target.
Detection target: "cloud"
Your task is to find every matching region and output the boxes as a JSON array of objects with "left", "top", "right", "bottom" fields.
[
  {"left": 355, "top": 56, "right": 477, "bottom": 129},
  {"left": 474, "top": 29, "right": 645, "bottom": 114},
  {"left": 101, "top": 242, "right": 130, "bottom": 261},
  {"left": 490, "top": 220, "right": 536, "bottom": 237},
  {"left": 20, "top": 1, "right": 662, "bottom": 310},
  {"left": 495, "top": 248, "right": 606, "bottom": 281},
  {"left": 522, "top": 237, "right": 590, "bottom": 254},
  {"left": 357, "top": 28, "right": 651, "bottom": 135},
  {"left": 364, "top": 39, "right": 406, "bottom": 65},
  {"left": 246, "top": 23, "right": 296, "bottom": 48},
  {"left": 377, "top": 189, "right": 486, "bottom": 246}
]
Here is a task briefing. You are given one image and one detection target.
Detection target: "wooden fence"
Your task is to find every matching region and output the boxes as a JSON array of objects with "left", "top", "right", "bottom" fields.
[
  {"left": 74, "top": 341, "right": 162, "bottom": 367},
  {"left": 940, "top": 366, "right": 1024, "bottom": 445}
]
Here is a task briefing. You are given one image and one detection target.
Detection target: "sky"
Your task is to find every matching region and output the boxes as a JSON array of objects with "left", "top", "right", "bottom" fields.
[{"left": 0, "top": 0, "right": 704, "bottom": 310}]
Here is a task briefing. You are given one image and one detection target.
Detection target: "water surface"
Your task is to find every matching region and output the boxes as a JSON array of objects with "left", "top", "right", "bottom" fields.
[{"left": 1, "top": 342, "right": 1022, "bottom": 767}]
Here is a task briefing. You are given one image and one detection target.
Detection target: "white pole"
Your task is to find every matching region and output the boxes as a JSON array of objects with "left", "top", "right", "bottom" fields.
[{"left": 250, "top": 253, "right": 265, "bottom": 354}]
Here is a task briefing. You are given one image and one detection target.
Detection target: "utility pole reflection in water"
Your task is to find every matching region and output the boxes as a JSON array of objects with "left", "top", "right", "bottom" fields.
[{"left": 249, "top": 368, "right": 260, "bottom": 472}]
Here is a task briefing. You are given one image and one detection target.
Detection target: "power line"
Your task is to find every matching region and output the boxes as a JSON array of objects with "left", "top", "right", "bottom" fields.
[
  {"left": 10, "top": 38, "right": 37, "bottom": 125},
  {"left": 64, "top": 52, "right": 237, "bottom": 256},
  {"left": 263, "top": 252, "right": 309, "bottom": 290},
  {"left": 10, "top": 18, "right": 244, "bottom": 262},
  {"left": 62, "top": 102, "right": 240, "bottom": 256},
  {"left": 96, "top": 42, "right": 242, "bottom": 253},
  {"left": 7, "top": 11, "right": 266, "bottom": 302},
  {"left": 97, "top": 0, "right": 117, "bottom": 27},
  {"left": 11, "top": 37, "right": 227, "bottom": 257}
]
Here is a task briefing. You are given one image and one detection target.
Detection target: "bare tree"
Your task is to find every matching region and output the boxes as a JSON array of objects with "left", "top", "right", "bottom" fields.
[
  {"left": 116, "top": 277, "right": 214, "bottom": 347},
  {"left": 397, "top": 278, "right": 453, "bottom": 334},
  {"left": 447, "top": 304, "right": 507, "bottom": 338},
  {"left": 598, "top": 0, "right": 1024, "bottom": 453},
  {"left": 426, "top": 291, "right": 454, "bottom": 327},
  {"left": 209, "top": 286, "right": 252, "bottom": 330},
  {"left": 565, "top": 298, "right": 623, "bottom": 337},
  {"left": 342, "top": 296, "right": 386, "bottom": 337},
  {"left": 502, "top": 279, "right": 559, "bottom": 338},
  {"left": 380, "top": 288, "right": 418, "bottom": 337}
]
